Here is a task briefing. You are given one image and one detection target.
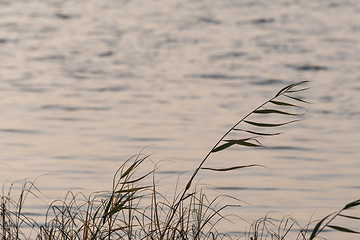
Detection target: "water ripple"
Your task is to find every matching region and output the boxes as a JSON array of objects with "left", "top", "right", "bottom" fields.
[
  {"left": 0, "top": 128, "right": 42, "bottom": 135},
  {"left": 214, "top": 187, "right": 313, "bottom": 192},
  {"left": 41, "top": 105, "right": 110, "bottom": 112},
  {"left": 186, "top": 74, "right": 244, "bottom": 80},
  {"left": 250, "top": 79, "right": 285, "bottom": 86},
  {"left": 286, "top": 64, "right": 328, "bottom": 71}
]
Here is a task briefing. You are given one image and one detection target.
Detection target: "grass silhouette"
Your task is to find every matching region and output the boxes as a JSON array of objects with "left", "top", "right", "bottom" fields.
[{"left": 1, "top": 81, "right": 359, "bottom": 239}]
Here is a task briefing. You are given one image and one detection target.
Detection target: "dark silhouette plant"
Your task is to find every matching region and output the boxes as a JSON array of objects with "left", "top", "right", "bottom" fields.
[{"left": 162, "top": 81, "right": 311, "bottom": 238}]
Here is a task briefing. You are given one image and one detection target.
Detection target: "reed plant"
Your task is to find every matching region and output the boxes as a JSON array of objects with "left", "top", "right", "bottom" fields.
[
  {"left": 1, "top": 81, "right": 359, "bottom": 239},
  {"left": 1, "top": 179, "right": 43, "bottom": 239}
]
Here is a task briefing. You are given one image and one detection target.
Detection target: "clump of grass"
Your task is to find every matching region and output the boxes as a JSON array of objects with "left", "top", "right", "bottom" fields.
[
  {"left": 246, "top": 215, "right": 304, "bottom": 240},
  {"left": 245, "top": 198, "right": 360, "bottom": 240},
  {"left": 35, "top": 154, "right": 237, "bottom": 239},
  {"left": 308, "top": 199, "right": 360, "bottom": 239},
  {"left": 1, "top": 180, "right": 41, "bottom": 239},
  {"left": 0, "top": 154, "right": 234, "bottom": 239},
  {"left": 37, "top": 154, "right": 150, "bottom": 239},
  {"left": 1, "top": 81, "right": 359, "bottom": 239}
]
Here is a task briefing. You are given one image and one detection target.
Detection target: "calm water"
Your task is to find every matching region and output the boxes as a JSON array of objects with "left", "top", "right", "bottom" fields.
[{"left": 1, "top": 0, "right": 360, "bottom": 237}]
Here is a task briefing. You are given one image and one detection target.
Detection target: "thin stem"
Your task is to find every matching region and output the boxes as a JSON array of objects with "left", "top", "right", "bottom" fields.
[{"left": 162, "top": 93, "right": 281, "bottom": 237}]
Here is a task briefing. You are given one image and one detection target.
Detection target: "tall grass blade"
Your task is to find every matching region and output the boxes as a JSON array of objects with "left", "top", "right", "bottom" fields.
[
  {"left": 287, "top": 87, "right": 311, "bottom": 93},
  {"left": 211, "top": 138, "right": 262, "bottom": 152},
  {"left": 339, "top": 214, "right": 360, "bottom": 220},
  {"left": 309, "top": 213, "right": 332, "bottom": 240},
  {"left": 270, "top": 100, "right": 299, "bottom": 107},
  {"left": 327, "top": 225, "right": 360, "bottom": 234},
  {"left": 233, "top": 128, "right": 281, "bottom": 136},
  {"left": 120, "top": 162, "right": 137, "bottom": 179},
  {"left": 224, "top": 139, "right": 263, "bottom": 147},
  {"left": 244, "top": 119, "right": 300, "bottom": 127},
  {"left": 254, "top": 109, "right": 301, "bottom": 116},
  {"left": 211, "top": 141, "right": 236, "bottom": 153},
  {"left": 343, "top": 199, "right": 360, "bottom": 210},
  {"left": 284, "top": 94, "right": 310, "bottom": 103},
  {"left": 201, "top": 164, "right": 264, "bottom": 171},
  {"left": 275, "top": 81, "right": 309, "bottom": 97}
]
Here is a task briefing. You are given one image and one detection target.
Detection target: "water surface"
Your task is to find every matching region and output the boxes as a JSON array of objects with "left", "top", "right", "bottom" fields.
[{"left": 1, "top": 0, "right": 359, "bottom": 237}]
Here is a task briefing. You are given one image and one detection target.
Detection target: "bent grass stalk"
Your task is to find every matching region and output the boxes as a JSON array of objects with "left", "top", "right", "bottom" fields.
[{"left": 162, "top": 81, "right": 310, "bottom": 237}]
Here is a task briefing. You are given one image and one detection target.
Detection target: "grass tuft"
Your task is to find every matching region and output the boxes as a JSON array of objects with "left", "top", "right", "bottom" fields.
[{"left": 1, "top": 82, "right": 359, "bottom": 239}]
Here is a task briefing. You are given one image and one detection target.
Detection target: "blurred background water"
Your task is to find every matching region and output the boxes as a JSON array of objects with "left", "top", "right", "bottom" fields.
[{"left": 0, "top": 0, "right": 359, "bottom": 237}]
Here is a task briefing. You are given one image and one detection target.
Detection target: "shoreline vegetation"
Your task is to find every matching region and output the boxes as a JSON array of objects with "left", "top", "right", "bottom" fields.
[{"left": 1, "top": 82, "right": 359, "bottom": 239}]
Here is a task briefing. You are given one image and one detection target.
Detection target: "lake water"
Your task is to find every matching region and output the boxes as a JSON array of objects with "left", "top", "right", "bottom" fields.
[{"left": 1, "top": 0, "right": 359, "bottom": 238}]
